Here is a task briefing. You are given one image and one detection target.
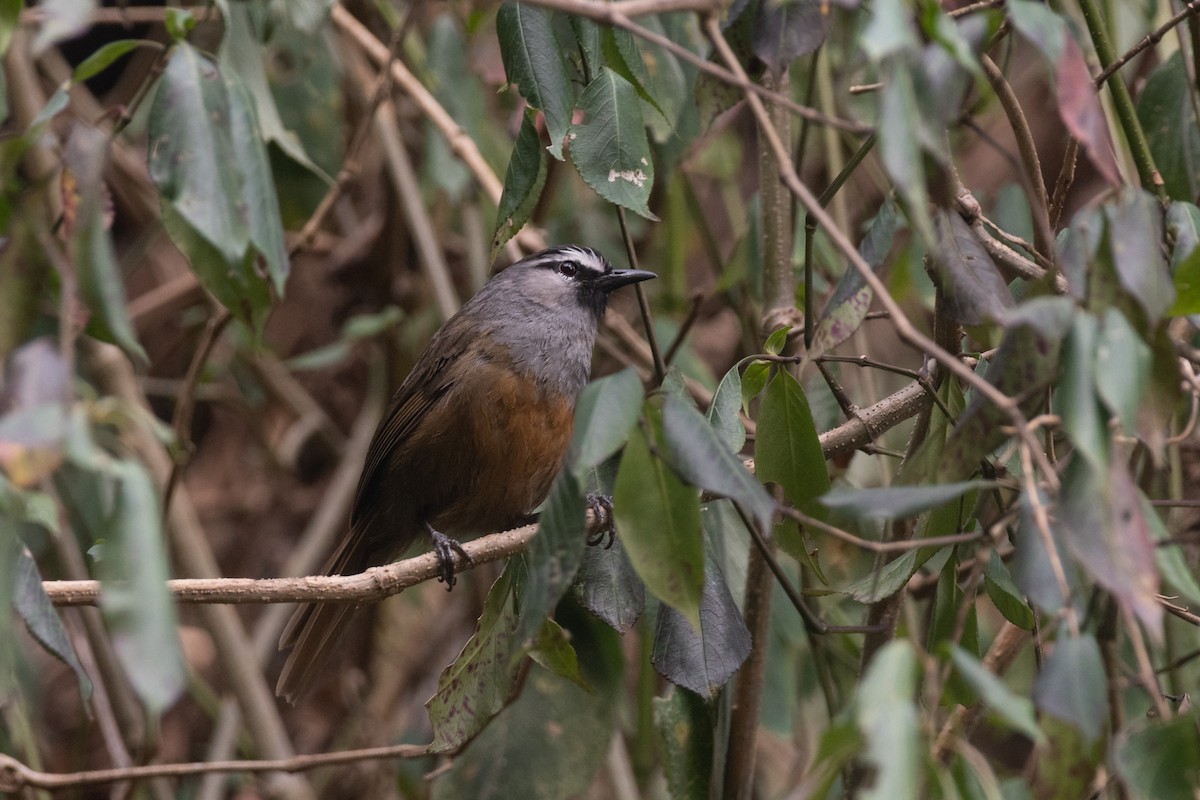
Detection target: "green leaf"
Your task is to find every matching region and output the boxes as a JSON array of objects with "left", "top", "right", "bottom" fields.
[
  {"left": 567, "top": 367, "right": 643, "bottom": 477},
  {"left": 1053, "top": 312, "right": 1108, "bottom": 468},
  {"left": 930, "top": 209, "right": 1014, "bottom": 325},
  {"left": 821, "top": 480, "right": 992, "bottom": 522},
  {"left": 0, "top": 0, "right": 21, "bottom": 57},
  {"left": 1104, "top": 188, "right": 1174, "bottom": 322},
  {"left": 613, "top": 405, "right": 703, "bottom": 628},
  {"left": 64, "top": 125, "right": 147, "bottom": 364},
  {"left": 15, "top": 549, "right": 92, "bottom": 701},
  {"left": 527, "top": 618, "right": 588, "bottom": 691},
  {"left": 877, "top": 63, "right": 934, "bottom": 245},
  {"left": 570, "top": 533, "right": 644, "bottom": 631},
  {"left": 163, "top": 7, "right": 195, "bottom": 41},
  {"left": 862, "top": 0, "right": 918, "bottom": 60},
  {"left": 763, "top": 325, "right": 790, "bottom": 355},
  {"left": 72, "top": 40, "right": 160, "bottom": 84},
  {"left": 431, "top": 637, "right": 619, "bottom": 799},
  {"left": 427, "top": 565, "right": 523, "bottom": 753},
  {"left": 812, "top": 197, "right": 902, "bottom": 356},
  {"left": 1059, "top": 457, "right": 1161, "bottom": 635},
  {"left": 496, "top": 2, "right": 573, "bottom": 160},
  {"left": 841, "top": 546, "right": 949, "bottom": 604},
  {"left": 569, "top": 68, "right": 657, "bottom": 220},
  {"left": 706, "top": 363, "right": 745, "bottom": 454},
  {"left": 1136, "top": 52, "right": 1200, "bottom": 203},
  {"left": 1033, "top": 634, "right": 1107, "bottom": 744},
  {"left": 653, "top": 686, "right": 713, "bottom": 800},
  {"left": 149, "top": 45, "right": 250, "bottom": 267},
  {"left": 950, "top": 646, "right": 1043, "bottom": 744},
  {"left": 752, "top": 0, "right": 829, "bottom": 69},
  {"left": 856, "top": 640, "right": 921, "bottom": 800},
  {"left": 661, "top": 393, "right": 775, "bottom": 535},
  {"left": 982, "top": 556, "right": 1035, "bottom": 631},
  {"left": 1142, "top": 492, "right": 1200, "bottom": 607},
  {"left": 651, "top": 548, "right": 751, "bottom": 697},
  {"left": 1010, "top": 488, "right": 1078, "bottom": 614},
  {"left": 1167, "top": 246, "right": 1200, "bottom": 316},
  {"left": 224, "top": 74, "right": 289, "bottom": 296},
  {"left": 513, "top": 470, "right": 586, "bottom": 656},
  {"left": 97, "top": 460, "right": 185, "bottom": 713},
  {"left": 493, "top": 110, "right": 548, "bottom": 256},
  {"left": 1115, "top": 715, "right": 1200, "bottom": 800},
  {"left": 755, "top": 369, "right": 829, "bottom": 513},
  {"left": 1093, "top": 308, "right": 1149, "bottom": 433}
]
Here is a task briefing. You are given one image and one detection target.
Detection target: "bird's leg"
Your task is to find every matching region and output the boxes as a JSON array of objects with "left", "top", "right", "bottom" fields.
[
  {"left": 585, "top": 494, "right": 615, "bottom": 548},
  {"left": 423, "top": 521, "right": 472, "bottom": 590}
]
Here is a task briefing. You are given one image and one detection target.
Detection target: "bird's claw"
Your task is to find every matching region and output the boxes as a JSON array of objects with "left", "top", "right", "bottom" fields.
[
  {"left": 585, "top": 494, "right": 616, "bottom": 549},
  {"left": 429, "top": 529, "right": 472, "bottom": 590}
]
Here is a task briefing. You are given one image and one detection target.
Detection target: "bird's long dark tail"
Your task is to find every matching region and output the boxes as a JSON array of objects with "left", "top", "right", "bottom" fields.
[{"left": 276, "top": 532, "right": 367, "bottom": 704}]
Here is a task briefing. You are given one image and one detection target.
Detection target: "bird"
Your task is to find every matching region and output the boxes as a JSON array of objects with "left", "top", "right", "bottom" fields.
[{"left": 276, "top": 245, "right": 655, "bottom": 702}]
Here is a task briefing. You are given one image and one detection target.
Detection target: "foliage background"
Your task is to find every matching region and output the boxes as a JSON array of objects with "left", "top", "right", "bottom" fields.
[{"left": 3, "top": 0, "right": 1200, "bottom": 798}]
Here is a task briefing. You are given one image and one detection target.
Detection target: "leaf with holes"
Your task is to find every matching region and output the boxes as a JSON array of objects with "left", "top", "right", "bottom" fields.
[{"left": 569, "top": 68, "right": 657, "bottom": 220}]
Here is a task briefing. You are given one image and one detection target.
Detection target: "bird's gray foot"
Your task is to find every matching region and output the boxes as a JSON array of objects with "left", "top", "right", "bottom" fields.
[{"left": 425, "top": 522, "right": 472, "bottom": 590}]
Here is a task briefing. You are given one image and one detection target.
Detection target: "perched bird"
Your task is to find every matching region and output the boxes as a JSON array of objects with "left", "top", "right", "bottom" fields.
[{"left": 276, "top": 245, "right": 655, "bottom": 702}]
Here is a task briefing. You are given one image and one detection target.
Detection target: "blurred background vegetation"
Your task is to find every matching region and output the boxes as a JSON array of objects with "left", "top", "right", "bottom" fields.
[{"left": 3, "top": 0, "right": 1200, "bottom": 798}]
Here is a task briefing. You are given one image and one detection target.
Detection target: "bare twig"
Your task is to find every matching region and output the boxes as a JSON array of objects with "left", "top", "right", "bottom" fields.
[
  {"left": 1094, "top": 1, "right": 1200, "bottom": 86},
  {"left": 0, "top": 745, "right": 426, "bottom": 793}
]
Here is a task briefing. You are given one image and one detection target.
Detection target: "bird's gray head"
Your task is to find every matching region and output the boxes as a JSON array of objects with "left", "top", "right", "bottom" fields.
[
  {"left": 496, "top": 245, "right": 656, "bottom": 320},
  {"left": 467, "top": 245, "right": 655, "bottom": 398}
]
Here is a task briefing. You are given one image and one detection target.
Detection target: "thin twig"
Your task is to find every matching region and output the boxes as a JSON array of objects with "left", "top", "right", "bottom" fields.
[
  {"left": 615, "top": 207, "right": 665, "bottom": 382},
  {"left": 0, "top": 745, "right": 426, "bottom": 793},
  {"left": 1094, "top": 1, "right": 1200, "bottom": 86}
]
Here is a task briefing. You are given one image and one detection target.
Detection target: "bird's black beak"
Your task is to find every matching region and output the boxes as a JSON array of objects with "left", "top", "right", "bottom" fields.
[{"left": 597, "top": 268, "right": 657, "bottom": 293}]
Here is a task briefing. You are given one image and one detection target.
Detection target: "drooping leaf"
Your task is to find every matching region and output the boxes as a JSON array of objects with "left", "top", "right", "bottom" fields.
[
  {"left": 856, "top": 640, "right": 921, "bottom": 800},
  {"left": 752, "top": 0, "right": 830, "bottom": 70},
  {"left": 569, "top": 68, "right": 657, "bottom": 220},
  {"left": 938, "top": 297, "right": 1073, "bottom": 480},
  {"left": 567, "top": 367, "right": 643, "bottom": 477},
  {"left": 1058, "top": 457, "right": 1161, "bottom": 636},
  {"left": 841, "top": 546, "right": 949, "bottom": 604},
  {"left": 1104, "top": 188, "right": 1174, "bottom": 322},
  {"left": 72, "top": 40, "right": 159, "bottom": 84},
  {"left": 431, "top": 613, "right": 621, "bottom": 798},
  {"left": 930, "top": 209, "right": 1015, "bottom": 325},
  {"left": 427, "top": 565, "right": 523, "bottom": 753},
  {"left": 755, "top": 369, "right": 829, "bottom": 514},
  {"left": 527, "top": 617, "right": 588, "bottom": 691},
  {"left": 613, "top": 405, "right": 703, "bottom": 627},
  {"left": 706, "top": 363, "right": 746, "bottom": 454},
  {"left": 1115, "top": 715, "right": 1200, "bottom": 800},
  {"left": 15, "top": 548, "right": 92, "bottom": 702},
  {"left": 821, "top": 481, "right": 992, "bottom": 522},
  {"left": 661, "top": 392, "right": 775, "bottom": 536},
  {"left": 496, "top": 2, "right": 573, "bottom": 160},
  {"left": 95, "top": 460, "right": 185, "bottom": 713},
  {"left": 950, "top": 646, "right": 1043, "bottom": 744},
  {"left": 512, "top": 470, "right": 586, "bottom": 655},
  {"left": 1093, "top": 308, "right": 1150, "bottom": 434},
  {"left": 982, "top": 556, "right": 1035, "bottom": 631},
  {"left": 653, "top": 686, "right": 713, "bottom": 800},
  {"left": 571, "top": 533, "right": 644, "bottom": 631},
  {"left": 651, "top": 549, "right": 751, "bottom": 697},
  {"left": 1136, "top": 52, "right": 1200, "bottom": 203},
  {"left": 1010, "top": 487, "right": 1078, "bottom": 614},
  {"left": 1033, "top": 634, "right": 1107, "bottom": 744},
  {"left": 1053, "top": 312, "right": 1108, "bottom": 468},
  {"left": 493, "top": 110, "right": 548, "bottom": 256},
  {"left": 812, "top": 196, "right": 902, "bottom": 356}
]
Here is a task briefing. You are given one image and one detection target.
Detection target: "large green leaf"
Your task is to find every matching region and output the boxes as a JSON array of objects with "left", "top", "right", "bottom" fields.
[
  {"left": 15, "top": 549, "right": 92, "bottom": 702},
  {"left": 569, "top": 68, "right": 657, "bottom": 220},
  {"left": 1033, "top": 633, "right": 1107, "bottom": 743},
  {"left": 613, "top": 404, "right": 703, "bottom": 627},
  {"left": 493, "top": 110, "right": 548, "bottom": 256},
  {"left": 755, "top": 369, "right": 829, "bottom": 514},
  {"left": 427, "top": 565, "right": 523, "bottom": 753},
  {"left": 566, "top": 367, "right": 643, "bottom": 477},
  {"left": 496, "top": 2, "right": 573, "bottom": 160},
  {"left": 1136, "top": 52, "right": 1200, "bottom": 203},
  {"left": 1053, "top": 312, "right": 1108, "bottom": 468},
  {"left": 950, "top": 646, "right": 1043, "bottom": 744},
  {"left": 856, "top": 640, "right": 921, "bottom": 800},
  {"left": 1115, "top": 715, "right": 1200, "bottom": 800},
  {"left": 821, "top": 480, "right": 991, "bottom": 522},
  {"left": 1104, "top": 189, "right": 1174, "bottom": 322}
]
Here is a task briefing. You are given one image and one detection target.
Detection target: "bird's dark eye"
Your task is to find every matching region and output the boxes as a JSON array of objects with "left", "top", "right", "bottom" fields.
[{"left": 558, "top": 260, "right": 579, "bottom": 278}]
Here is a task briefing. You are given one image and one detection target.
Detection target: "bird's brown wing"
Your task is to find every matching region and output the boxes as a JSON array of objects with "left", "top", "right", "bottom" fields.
[{"left": 276, "top": 318, "right": 474, "bottom": 703}]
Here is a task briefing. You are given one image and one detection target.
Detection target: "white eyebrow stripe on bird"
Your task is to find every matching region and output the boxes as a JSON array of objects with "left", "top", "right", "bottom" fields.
[{"left": 528, "top": 245, "right": 610, "bottom": 275}]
